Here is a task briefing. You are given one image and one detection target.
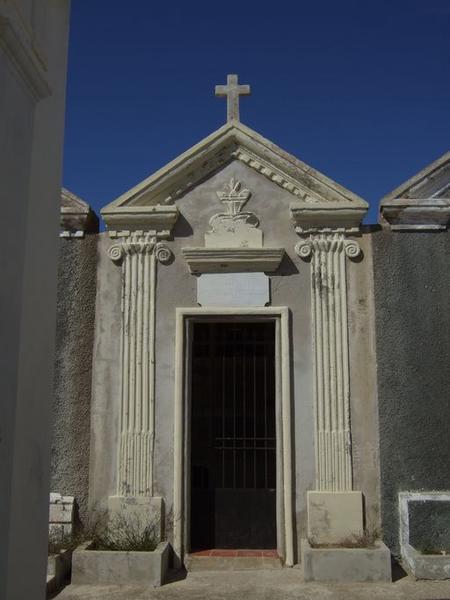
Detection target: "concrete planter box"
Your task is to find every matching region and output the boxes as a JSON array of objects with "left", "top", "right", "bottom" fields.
[
  {"left": 47, "top": 549, "right": 72, "bottom": 595},
  {"left": 71, "top": 541, "right": 171, "bottom": 586},
  {"left": 301, "top": 538, "right": 392, "bottom": 583},
  {"left": 402, "top": 543, "right": 450, "bottom": 580}
]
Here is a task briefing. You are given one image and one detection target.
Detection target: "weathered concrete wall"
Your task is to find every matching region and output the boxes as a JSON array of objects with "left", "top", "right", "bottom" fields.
[
  {"left": 372, "top": 229, "right": 450, "bottom": 556},
  {"left": 52, "top": 234, "right": 98, "bottom": 527}
]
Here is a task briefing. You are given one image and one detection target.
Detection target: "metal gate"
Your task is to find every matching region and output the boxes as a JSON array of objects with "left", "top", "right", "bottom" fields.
[{"left": 190, "top": 321, "right": 276, "bottom": 550}]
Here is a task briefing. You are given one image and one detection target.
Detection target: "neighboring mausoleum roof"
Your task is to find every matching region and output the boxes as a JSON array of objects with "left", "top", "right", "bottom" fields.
[
  {"left": 380, "top": 150, "right": 450, "bottom": 231},
  {"left": 60, "top": 188, "right": 99, "bottom": 237}
]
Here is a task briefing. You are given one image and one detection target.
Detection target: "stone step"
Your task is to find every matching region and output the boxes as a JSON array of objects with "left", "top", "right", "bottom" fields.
[{"left": 185, "top": 550, "right": 282, "bottom": 571}]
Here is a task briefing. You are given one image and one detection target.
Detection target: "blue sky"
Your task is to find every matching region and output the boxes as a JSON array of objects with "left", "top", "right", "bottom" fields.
[{"left": 63, "top": 1, "right": 450, "bottom": 225}]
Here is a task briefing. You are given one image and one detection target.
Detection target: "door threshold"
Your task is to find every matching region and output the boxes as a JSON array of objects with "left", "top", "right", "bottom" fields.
[{"left": 185, "top": 550, "right": 282, "bottom": 571}]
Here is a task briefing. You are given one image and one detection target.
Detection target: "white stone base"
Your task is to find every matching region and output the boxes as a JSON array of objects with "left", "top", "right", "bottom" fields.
[
  {"left": 108, "top": 496, "right": 164, "bottom": 540},
  {"left": 307, "top": 490, "right": 363, "bottom": 545},
  {"left": 301, "top": 539, "right": 392, "bottom": 583}
]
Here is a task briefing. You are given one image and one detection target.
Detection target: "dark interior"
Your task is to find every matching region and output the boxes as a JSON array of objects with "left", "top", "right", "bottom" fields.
[{"left": 190, "top": 321, "right": 277, "bottom": 550}]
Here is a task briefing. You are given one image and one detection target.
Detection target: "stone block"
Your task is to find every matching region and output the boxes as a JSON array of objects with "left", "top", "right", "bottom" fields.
[
  {"left": 307, "top": 490, "right": 363, "bottom": 545},
  {"left": 71, "top": 541, "right": 171, "bottom": 586},
  {"left": 301, "top": 538, "right": 391, "bottom": 582},
  {"left": 49, "top": 503, "right": 73, "bottom": 523}
]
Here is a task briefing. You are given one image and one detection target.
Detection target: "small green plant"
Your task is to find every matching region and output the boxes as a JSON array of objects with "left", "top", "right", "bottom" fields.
[{"left": 88, "top": 511, "right": 159, "bottom": 552}]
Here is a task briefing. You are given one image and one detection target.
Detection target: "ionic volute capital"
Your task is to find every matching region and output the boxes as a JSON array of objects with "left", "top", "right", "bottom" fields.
[
  {"left": 294, "top": 232, "right": 361, "bottom": 261},
  {"left": 108, "top": 233, "right": 173, "bottom": 264}
]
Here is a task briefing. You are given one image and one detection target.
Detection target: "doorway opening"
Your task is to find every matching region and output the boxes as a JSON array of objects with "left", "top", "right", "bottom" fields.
[{"left": 189, "top": 321, "right": 276, "bottom": 550}]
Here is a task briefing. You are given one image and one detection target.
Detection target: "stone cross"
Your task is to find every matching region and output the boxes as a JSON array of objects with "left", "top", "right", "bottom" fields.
[{"left": 215, "top": 74, "right": 251, "bottom": 122}]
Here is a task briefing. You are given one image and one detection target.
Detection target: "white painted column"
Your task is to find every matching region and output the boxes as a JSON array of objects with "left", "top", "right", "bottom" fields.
[
  {"left": 109, "top": 233, "right": 172, "bottom": 497},
  {"left": 296, "top": 232, "right": 361, "bottom": 491}
]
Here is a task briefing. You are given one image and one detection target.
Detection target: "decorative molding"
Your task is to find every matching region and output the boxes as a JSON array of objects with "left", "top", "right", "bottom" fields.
[
  {"left": 296, "top": 232, "right": 361, "bottom": 491},
  {"left": 101, "top": 121, "right": 369, "bottom": 211},
  {"left": 234, "top": 147, "right": 316, "bottom": 202},
  {"left": 0, "top": 13, "right": 50, "bottom": 101},
  {"left": 109, "top": 233, "right": 172, "bottom": 497},
  {"left": 101, "top": 205, "right": 179, "bottom": 238},
  {"left": 182, "top": 247, "right": 284, "bottom": 274}
]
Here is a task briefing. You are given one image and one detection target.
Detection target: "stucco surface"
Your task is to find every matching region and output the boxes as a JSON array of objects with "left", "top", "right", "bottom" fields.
[
  {"left": 372, "top": 229, "right": 450, "bottom": 556},
  {"left": 52, "top": 235, "right": 98, "bottom": 526},
  {"left": 347, "top": 233, "right": 381, "bottom": 534}
]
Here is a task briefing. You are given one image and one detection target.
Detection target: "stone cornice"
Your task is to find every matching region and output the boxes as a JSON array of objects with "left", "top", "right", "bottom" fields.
[
  {"left": 102, "top": 205, "right": 179, "bottom": 238},
  {"left": 290, "top": 203, "right": 367, "bottom": 234},
  {"left": 0, "top": 10, "right": 50, "bottom": 101},
  {"left": 182, "top": 247, "right": 284, "bottom": 274},
  {"left": 380, "top": 199, "right": 450, "bottom": 231}
]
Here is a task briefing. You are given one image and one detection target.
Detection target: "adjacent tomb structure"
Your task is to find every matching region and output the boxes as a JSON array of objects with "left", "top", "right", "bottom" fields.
[{"left": 51, "top": 76, "right": 450, "bottom": 581}]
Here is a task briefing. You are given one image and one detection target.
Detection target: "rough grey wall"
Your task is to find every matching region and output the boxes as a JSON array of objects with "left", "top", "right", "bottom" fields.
[
  {"left": 52, "top": 234, "right": 98, "bottom": 527},
  {"left": 409, "top": 501, "right": 450, "bottom": 552},
  {"left": 372, "top": 229, "right": 450, "bottom": 556}
]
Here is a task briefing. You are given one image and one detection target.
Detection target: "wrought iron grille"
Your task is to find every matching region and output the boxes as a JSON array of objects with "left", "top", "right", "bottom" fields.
[{"left": 191, "top": 322, "right": 276, "bottom": 490}]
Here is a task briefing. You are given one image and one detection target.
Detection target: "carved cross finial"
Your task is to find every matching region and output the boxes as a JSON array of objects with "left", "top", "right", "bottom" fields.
[{"left": 215, "top": 74, "right": 251, "bottom": 122}]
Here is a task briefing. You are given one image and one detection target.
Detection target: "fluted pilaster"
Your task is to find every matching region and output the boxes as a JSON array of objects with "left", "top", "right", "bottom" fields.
[
  {"left": 296, "top": 232, "right": 361, "bottom": 491},
  {"left": 109, "top": 233, "right": 172, "bottom": 496}
]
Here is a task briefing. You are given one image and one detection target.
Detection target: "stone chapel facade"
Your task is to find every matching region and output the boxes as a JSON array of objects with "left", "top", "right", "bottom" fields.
[{"left": 51, "top": 76, "right": 450, "bottom": 578}]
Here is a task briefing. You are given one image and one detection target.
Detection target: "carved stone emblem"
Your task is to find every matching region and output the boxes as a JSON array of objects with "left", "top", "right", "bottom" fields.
[{"left": 205, "top": 177, "right": 262, "bottom": 248}]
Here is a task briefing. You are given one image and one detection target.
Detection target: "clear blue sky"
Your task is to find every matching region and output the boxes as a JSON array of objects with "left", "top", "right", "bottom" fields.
[{"left": 63, "top": 1, "right": 450, "bottom": 225}]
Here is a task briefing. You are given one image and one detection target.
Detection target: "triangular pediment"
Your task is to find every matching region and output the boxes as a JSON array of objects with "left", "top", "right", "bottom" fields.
[
  {"left": 60, "top": 188, "right": 98, "bottom": 235},
  {"left": 101, "top": 122, "right": 367, "bottom": 235},
  {"left": 380, "top": 151, "right": 450, "bottom": 230},
  {"left": 382, "top": 151, "right": 450, "bottom": 202},
  {"left": 61, "top": 187, "right": 91, "bottom": 213}
]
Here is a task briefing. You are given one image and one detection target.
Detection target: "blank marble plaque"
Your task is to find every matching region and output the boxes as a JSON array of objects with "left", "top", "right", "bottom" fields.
[{"left": 197, "top": 273, "right": 270, "bottom": 307}]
